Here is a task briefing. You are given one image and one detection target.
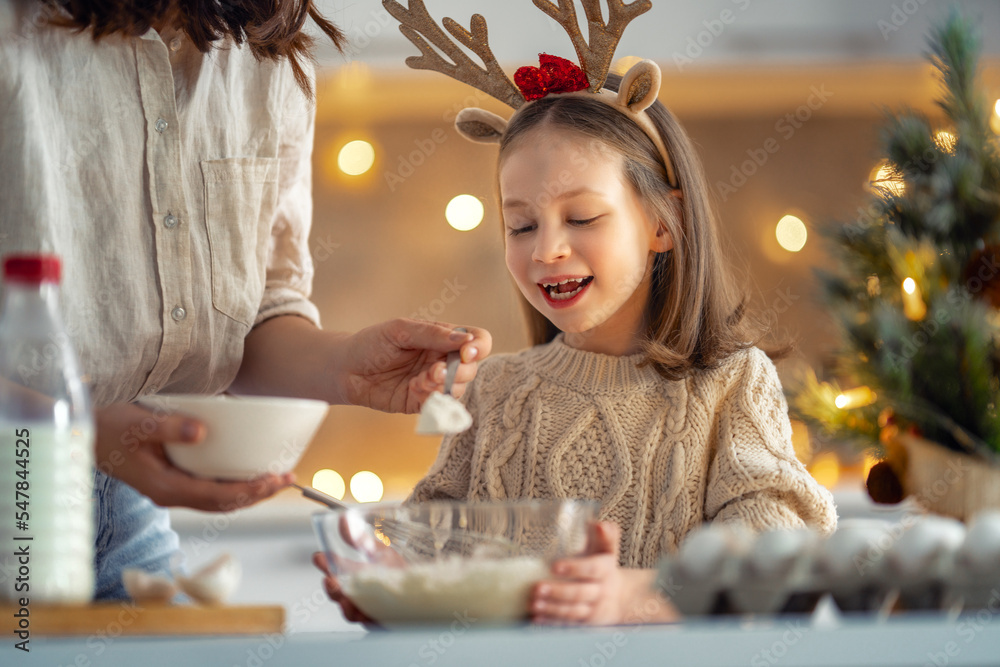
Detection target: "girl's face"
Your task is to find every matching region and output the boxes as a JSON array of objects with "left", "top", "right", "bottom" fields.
[{"left": 500, "top": 127, "right": 673, "bottom": 355}]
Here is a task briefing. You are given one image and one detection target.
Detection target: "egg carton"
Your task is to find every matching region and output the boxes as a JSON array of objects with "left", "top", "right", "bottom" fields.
[{"left": 655, "top": 511, "right": 1000, "bottom": 617}]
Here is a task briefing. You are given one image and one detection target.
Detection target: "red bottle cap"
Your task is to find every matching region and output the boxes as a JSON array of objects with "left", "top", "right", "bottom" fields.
[{"left": 3, "top": 254, "right": 62, "bottom": 284}]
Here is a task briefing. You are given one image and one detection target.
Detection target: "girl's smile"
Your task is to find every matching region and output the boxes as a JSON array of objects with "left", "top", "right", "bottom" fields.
[{"left": 500, "top": 127, "right": 672, "bottom": 355}]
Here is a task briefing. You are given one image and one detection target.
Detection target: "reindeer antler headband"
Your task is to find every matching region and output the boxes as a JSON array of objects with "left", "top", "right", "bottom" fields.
[{"left": 382, "top": 0, "right": 678, "bottom": 189}]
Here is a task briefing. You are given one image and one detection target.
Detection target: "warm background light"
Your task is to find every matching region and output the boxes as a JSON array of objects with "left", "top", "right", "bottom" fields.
[
  {"left": 445, "top": 194, "right": 485, "bottom": 231},
  {"left": 808, "top": 451, "right": 841, "bottom": 490},
  {"left": 870, "top": 161, "right": 905, "bottom": 196},
  {"left": 934, "top": 129, "right": 956, "bottom": 152},
  {"left": 835, "top": 386, "right": 877, "bottom": 410},
  {"left": 775, "top": 214, "right": 808, "bottom": 252},
  {"left": 350, "top": 470, "right": 384, "bottom": 503},
  {"left": 311, "top": 468, "right": 346, "bottom": 500},
  {"left": 902, "top": 277, "right": 917, "bottom": 294},
  {"left": 337, "top": 139, "right": 376, "bottom": 176}
]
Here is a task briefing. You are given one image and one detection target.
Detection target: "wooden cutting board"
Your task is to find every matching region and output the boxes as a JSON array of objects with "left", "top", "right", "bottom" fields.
[{"left": 0, "top": 602, "right": 284, "bottom": 637}]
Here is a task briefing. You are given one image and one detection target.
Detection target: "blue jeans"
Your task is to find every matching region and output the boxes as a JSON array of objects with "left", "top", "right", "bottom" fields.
[{"left": 93, "top": 470, "right": 181, "bottom": 600}]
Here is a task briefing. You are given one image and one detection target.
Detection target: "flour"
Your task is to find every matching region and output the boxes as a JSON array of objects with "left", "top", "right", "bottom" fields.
[
  {"left": 416, "top": 391, "right": 473, "bottom": 435},
  {"left": 343, "top": 556, "right": 549, "bottom": 626}
]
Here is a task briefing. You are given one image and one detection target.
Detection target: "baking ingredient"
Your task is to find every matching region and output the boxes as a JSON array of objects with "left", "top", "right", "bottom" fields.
[
  {"left": 176, "top": 553, "right": 242, "bottom": 604},
  {"left": 343, "top": 556, "right": 549, "bottom": 625},
  {"left": 416, "top": 391, "right": 472, "bottom": 435},
  {"left": 122, "top": 569, "right": 178, "bottom": 604}
]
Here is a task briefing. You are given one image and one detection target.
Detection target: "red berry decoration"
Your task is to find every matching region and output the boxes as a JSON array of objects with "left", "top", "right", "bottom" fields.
[{"left": 514, "top": 53, "right": 589, "bottom": 101}]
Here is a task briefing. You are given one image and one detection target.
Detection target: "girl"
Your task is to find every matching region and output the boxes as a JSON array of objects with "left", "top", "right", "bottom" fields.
[{"left": 320, "top": 70, "right": 837, "bottom": 626}]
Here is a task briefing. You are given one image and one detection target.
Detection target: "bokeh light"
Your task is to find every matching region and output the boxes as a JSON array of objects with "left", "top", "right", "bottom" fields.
[
  {"left": 312, "top": 469, "right": 346, "bottom": 500},
  {"left": 445, "top": 194, "right": 484, "bottom": 231},
  {"left": 870, "top": 161, "right": 905, "bottom": 197},
  {"left": 350, "top": 471, "right": 384, "bottom": 503},
  {"left": 337, "top": 140, "right": 376, "bottom": 176},
  {"left": 775, "top": 214, "right": 808, "bottom": 252},
  {"left": 934, "top": 129, "right": 956, "bottom": 152},
  {"left": 809, "top": 451, "right": 840, "bottom": 490}
]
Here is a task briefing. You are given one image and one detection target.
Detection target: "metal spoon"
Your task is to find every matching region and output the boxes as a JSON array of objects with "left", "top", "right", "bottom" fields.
[
  {"left": 443, "top": 327, "right": 467, "bottom": 396},
  {"left": 291, "top": 482, "right": 347, "bottom": 510}
]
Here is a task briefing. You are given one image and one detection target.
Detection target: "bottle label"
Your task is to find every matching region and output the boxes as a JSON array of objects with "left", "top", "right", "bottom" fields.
[{"left": 0, "top": 421, "right": 95, "bottom": 606}]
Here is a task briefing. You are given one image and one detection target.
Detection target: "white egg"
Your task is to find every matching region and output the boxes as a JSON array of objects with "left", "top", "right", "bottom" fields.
[
  {"left": 890, "top": 516, "right": 965, "bottom": 577},
  {"left": 176, "top": 553, "right": 242, "bottom": 605},
  {"left": 748, "top": 529, "right": 817, "bottom": 578},
  {"left": 957, "top": 510, "right": 1000, "bottom": 573},
  {"left": 122, "top": 569, "right": 178, "bottom": 604},
  {"left": 818, "top": 519, "right": 894, "bottom": 579},
  {"left": 677, "top": 523, "right": 750, "bottom": 580}
]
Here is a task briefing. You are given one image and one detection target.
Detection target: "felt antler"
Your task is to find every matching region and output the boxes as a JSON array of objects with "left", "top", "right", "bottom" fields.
[
  {"left": 532, "top": 0, "right": 652, "bottom": 92},
  {"left": 383, "top": 0, "right": 525, "bottom": 109}
]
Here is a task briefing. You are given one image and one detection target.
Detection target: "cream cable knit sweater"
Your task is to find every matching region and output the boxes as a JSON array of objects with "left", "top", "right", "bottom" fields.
[{"left": 410, "top": 336, "right": 838, "bottom": 568}]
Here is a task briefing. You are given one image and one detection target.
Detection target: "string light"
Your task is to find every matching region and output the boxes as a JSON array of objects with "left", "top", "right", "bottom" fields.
[
  {"left": 835, "top": 386, "right": 877, "bottom": 410},
  {"left": 337, "top": 140, "right": 376, "bottom": 176},
  {"left": 775, "top": 214, "right": 808, "bottom": 252},
  {"left": 312, "top": 469, "right": 346, "bottom": 500},
  {"left": 870, "top": 161, "right": 905, "bottom": 197},
  {"left": 901, "top": 277, "right": 927, "bottom": 321},
  {"left": 350, "top": 471, "right": 384, "bottom": 503},
  {"left": 446, "top": 194, "right": 484, "bottom": 231}
]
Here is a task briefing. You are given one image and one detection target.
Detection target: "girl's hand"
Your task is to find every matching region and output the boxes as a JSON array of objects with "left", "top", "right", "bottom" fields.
[
  {"left": 339, "top": 319, "right": 492, "bottom": 414},
  {"left": 530, "top": 521, "right": 680, "bottom": 626},
  {"left": 311, "top": 551, "right": 378, "bottom": 627}
]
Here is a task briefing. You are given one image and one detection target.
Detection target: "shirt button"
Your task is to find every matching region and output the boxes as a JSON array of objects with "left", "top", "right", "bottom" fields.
[
  {"left": 155, "top": 118, "right": 168, "bottom": 133},
  {"left": 169, "top": 37, "right": 182, "bottom": 52},
  {"left": 171, "top": 306, "right": 187, "bottom": 322},
  {"left": 147, "top": 385, "right": 159, "bottom": 395},
  {"left": 163, "top": 213, "right": 178, "bottom": 229}
]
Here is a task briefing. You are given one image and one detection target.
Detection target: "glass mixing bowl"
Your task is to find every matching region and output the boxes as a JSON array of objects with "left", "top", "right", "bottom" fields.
[{"left": 312, "top": 499, "right": 597, "bottom": 626}]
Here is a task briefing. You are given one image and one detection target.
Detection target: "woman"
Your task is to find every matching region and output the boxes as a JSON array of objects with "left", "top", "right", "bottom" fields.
[{"left": 0, "top": 0, "right": 491, "bottom": 599}]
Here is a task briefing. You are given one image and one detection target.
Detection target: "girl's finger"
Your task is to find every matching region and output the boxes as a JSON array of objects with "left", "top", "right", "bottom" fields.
[
  {"left": 534, "top": 580, "right": 601, "bottom": 604},
  {"left": 551, "top": 553, "right": 616, "bottom": 581},
  {"left": 532, "top": 598, "right": 594, "bottom": 623},
  {"left": 312, "top": 551, "right": 331, "bottom": 576}
]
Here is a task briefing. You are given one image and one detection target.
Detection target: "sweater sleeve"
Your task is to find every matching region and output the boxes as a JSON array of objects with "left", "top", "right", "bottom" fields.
[
  {"left": 705, "top": 349, "right": 837, "bottom": 535},
  {"left": 406, "top": 373, "right": 481, "bottom": 503}
]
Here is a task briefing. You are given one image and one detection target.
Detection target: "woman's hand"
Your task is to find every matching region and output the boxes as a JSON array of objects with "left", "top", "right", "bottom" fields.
[
  {"left": 530, "top": 521, "right": 680, "bottom": 626},
  {"left": 337, "top": 319, "right": 491, "bottom": 413},
  {"left": 95, "top": 403, "right": 292, "bottom": 511},
  {"left": 312, "top": 551, "right": 378, "bottom": 626},
  {"left": 233, "top": 315, "right": 492, "bottom": 414}
]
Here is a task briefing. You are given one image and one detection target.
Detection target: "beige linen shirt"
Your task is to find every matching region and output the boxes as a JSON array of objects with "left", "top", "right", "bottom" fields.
[{"left": 0, "top": 2, "right": 319, "bottom": 408}]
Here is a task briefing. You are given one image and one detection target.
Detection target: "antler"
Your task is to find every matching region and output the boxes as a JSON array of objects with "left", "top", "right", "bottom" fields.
[
  {"left": 383, "top": 0, "right": 525, "bottom": 109},
  {"left": 532, "top": 0, "right": 652, "bottom": 92}
]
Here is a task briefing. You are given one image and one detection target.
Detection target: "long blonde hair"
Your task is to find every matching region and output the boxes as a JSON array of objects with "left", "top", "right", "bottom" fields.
[{"left": 499, "top": 73, "right": 771, "bottom": 380}]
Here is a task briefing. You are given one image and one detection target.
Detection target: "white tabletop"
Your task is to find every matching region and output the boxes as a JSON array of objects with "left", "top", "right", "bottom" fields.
[{"left": 15, "top": 604, "right": 1000, "bottom": 667}]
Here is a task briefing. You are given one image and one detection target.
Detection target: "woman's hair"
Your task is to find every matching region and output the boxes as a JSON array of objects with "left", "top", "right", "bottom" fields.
[
  {"left": 499, "top": 73, "right": 775, "bottom": 380},
  {"left": 39, "top": 0, "right": 344, "bottom": 97}
]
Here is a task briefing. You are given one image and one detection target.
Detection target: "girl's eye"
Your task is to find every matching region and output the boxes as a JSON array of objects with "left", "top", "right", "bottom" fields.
[
  {"left": 507, "top": 224, "right": 535, "bottom": 237},
  {"left": 568, "top": 216, "right": 599, "bottom": 226}
]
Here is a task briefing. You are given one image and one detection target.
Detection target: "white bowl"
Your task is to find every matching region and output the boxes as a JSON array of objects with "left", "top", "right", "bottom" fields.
[{"left": 139, "top": 394, "right": 328, "bottom": 480}]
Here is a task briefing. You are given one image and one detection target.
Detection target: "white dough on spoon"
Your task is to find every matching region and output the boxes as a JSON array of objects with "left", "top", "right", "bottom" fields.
[{"left": 417, "top": 391, "right": 472, "bottom": 435}]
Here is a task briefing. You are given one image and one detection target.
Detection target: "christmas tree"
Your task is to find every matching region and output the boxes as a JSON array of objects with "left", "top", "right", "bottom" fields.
[{"left": 791, "top": 11, "right": 1000, "bottom": 467}]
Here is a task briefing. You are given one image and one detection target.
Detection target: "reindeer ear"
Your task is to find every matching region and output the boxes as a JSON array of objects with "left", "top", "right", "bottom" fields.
[
  {"left": 455, "top": 108, "right": 507, "bottom": 144},
  {"left": 618, "top": 59, "right": 661, "bottom": 113}
]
